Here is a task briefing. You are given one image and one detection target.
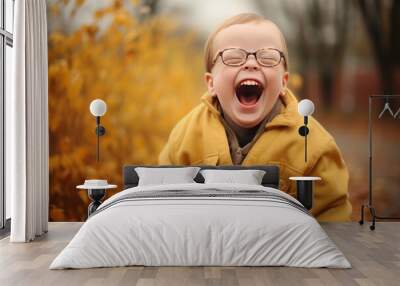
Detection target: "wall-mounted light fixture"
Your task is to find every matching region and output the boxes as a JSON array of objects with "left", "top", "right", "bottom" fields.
[
  {"left": 298, "top": 99, "right": 315, "bottom": 163},
  {"left": 89, "top": 99, "right": 107, "bottom": 162}
]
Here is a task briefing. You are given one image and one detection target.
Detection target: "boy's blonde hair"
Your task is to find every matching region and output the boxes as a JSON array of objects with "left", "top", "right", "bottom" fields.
[{"left": 204, "top": 13, "right": 289, "bottom": 73}]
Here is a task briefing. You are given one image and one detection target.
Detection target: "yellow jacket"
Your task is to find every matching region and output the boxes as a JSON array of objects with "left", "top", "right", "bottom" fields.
[{"left": 159, "top": 89, "right": 352, "bottom": 221}]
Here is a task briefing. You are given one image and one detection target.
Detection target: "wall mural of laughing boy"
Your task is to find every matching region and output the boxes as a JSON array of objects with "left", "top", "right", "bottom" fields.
[{"left": 158, "top": 13, "right": 352, "bottom": 222}]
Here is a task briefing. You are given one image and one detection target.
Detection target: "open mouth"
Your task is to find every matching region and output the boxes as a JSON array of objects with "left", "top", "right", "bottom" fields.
[{"left": 235, "top": 79, "right": 264, "bottom": 106}]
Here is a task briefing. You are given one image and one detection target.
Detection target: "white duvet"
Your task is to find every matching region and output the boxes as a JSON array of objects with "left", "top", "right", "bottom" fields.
[{"left": 50, "top": 183, "right": 351, "bottom": 269}]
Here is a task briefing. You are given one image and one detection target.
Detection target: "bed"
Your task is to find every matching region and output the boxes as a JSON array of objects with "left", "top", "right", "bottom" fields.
[{"left": 49, "top": 165, "right": 351, "bottom": 269}]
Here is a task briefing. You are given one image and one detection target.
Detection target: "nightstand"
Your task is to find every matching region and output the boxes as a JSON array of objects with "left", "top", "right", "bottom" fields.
[
  {"left": 289, "top": 176, "right": 321, "bottom": 210},
  {"left": 77, "top": 180, "right": 117, "bottom": 217}
]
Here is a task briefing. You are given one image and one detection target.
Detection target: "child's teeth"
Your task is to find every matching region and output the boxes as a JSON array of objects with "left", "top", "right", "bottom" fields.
[{"left": 241, "top": 80, "right": 258, "bottom": 86}]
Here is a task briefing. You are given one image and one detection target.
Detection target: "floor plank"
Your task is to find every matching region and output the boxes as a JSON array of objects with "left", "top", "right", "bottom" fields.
[{"left": 0, "top": 222, "right": 399, "bottom": 286}]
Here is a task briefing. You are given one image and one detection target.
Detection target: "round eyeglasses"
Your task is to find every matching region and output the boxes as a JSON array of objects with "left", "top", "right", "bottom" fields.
[{"left": 212, "top": 48, "right": 285, "bottom": 68}]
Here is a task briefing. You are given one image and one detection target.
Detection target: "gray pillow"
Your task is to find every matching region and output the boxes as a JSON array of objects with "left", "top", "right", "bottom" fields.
[
  {"left": 200, "top": 169, "right": 266, "bottom": 185},
  {"left": 135, "top": 167, "right": 201, "bottom": 186}
]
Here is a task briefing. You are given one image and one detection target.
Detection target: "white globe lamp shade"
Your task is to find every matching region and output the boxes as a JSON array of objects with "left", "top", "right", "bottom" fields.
[
  {"left": 90, "top": 99, "right": 107, "bottom": 117},
  {"left": 298, "top": 99, "right": 315, "bottom": 116}
]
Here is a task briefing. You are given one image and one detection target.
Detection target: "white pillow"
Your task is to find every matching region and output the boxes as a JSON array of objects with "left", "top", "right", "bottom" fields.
[
  {"left": 135, "top": 167, "right": 201, "bottom": 186},
  {"left": 200, "top": 169, "right": 266, "bottom": 185}
]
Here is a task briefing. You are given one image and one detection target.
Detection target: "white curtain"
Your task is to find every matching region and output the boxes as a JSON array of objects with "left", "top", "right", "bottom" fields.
[{"left": 7, "top": 0, "right": 49, "bottom": 242}]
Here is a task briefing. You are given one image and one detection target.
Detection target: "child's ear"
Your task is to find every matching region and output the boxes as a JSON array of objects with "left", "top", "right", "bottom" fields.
[
  {"left": 204, "top": 72, "right": 216, "bottom": 96},
  {"left": 281, "top": 71, "right": 289, "bottom": 92}
]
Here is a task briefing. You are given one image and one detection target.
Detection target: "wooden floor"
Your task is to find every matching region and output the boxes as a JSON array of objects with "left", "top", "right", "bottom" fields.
[{"left": 0, "top": 222, "right": 399, "bottom": 286}]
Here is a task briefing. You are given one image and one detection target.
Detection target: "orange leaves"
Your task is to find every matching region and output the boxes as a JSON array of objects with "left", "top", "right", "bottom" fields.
[
  {"left": 130, "top": 0, "right": 140, "bottom": 6},
  {"left": 113, "top": 11, "right": 133, "bottom": 26},
  {"left": 48, "top": 1, "right": 204, "bottom": 221},
  {"left": 75, "top": 0, "right": 86, "bottom": 6},
  {"left": 82, "top": 25, "right": 98, "bottom": 39}
]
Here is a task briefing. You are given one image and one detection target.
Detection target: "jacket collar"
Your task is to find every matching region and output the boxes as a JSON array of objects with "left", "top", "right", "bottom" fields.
[{"left": 201, "top": 88, "right": 303, "bottom": 129}]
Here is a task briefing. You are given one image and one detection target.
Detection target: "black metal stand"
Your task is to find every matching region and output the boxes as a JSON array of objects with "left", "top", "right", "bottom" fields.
[
  {"left": 296, "top": 180, "right": 313, "bottom": 210},
  {"left": 359, "top": 95, "right": 400, "bottom": 231},
  {"left": 290, "top": 177, "right": 320, "bottom": 210},
  {"left": 87, "top": 189, "right": 106, "bottom": 217}
]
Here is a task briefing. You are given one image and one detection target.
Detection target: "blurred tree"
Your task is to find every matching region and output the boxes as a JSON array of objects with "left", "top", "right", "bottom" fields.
[
  {"left": 253, "top": 0, "right": 350, "bottom": 110},
  {"left": 285, "top": 0, "right": 349, "bottom": 109},
  {"left": 358, "top": 0, "right": 400, "bottom": 94}
]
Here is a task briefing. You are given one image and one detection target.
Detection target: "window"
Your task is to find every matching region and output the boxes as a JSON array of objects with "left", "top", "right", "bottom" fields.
[{"left": 1, "top": 0, "right": 14, "bottom": 233}]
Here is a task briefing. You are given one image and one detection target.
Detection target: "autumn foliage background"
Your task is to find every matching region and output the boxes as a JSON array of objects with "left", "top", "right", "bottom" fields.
[
  {"left": 48, "top": 0, "right": 206, "bottom": 220},
  {"left": 48, "top": 0, "right": 400, "bottom": 222}
]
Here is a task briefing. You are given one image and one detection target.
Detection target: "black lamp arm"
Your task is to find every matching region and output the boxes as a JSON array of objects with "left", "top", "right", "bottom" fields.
[
  {"left": 298, "top": 116, "right": 309, "bottom": 137},
  {"left": 95, "top": 116, "right": 106, "bottom": 162},
  {"left": 95, "top": 116, "right": 106, "bottom": 136},
  {"left": 298, "top": 116, "right": 309, "bottom": 163}
]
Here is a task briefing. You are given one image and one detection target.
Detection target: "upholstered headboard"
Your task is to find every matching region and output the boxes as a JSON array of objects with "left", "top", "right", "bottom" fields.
[{"left": 123, "top": 165, "right": 280, "bottom": 189}]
